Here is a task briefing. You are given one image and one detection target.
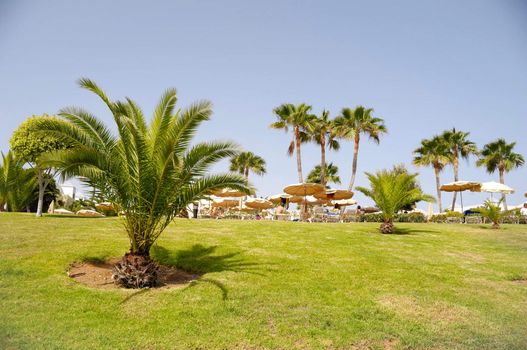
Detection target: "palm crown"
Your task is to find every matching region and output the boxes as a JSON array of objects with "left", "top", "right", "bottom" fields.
[
  {"left": 306, "top": 163, "right": 341, "bottom": 185},
  {"left": 32, "top": 79, "right": 249, "bottom": 256},
  {"left": 229, "top": 151, "right": 266, "bottom": 180},
  {"left": 476, "top": 138, "right": 524, "bottom": 174},
  {"left": 334, "top": 106, "right": 387, "bottom": 190}
]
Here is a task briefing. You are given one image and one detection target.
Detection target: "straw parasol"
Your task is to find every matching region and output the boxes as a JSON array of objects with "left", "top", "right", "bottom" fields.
[
  {"left": 314, "top": 189, "right": 354, "bottom": 200},
  {"left": 211, "top": 198, "right": 239, "bottom": 208},
  {"left": 331, "top": 198, "right": 357, "bottom": 207},
  {"left": 362, "top": 206, "right": 380, "bottom": 213},
  {"left": 440, "top": 181, "right": 481, "bottom": 213},
  {"left": 288, "top": 195, "right": 304, "bottom": 203},
  {"left": 267, "top": 193, "right": 292, "bottom": 204},
  {"left": 283, "top": 183, "right": 325, "bottom": 196},
  {"left": 210, "top": 188, "right": 246, "bottom": 198},
  {"left": 245, "top": 198, "right": 274, "bottom": 210},
  {"left": 238, "top": 205, "right": 256, "bottom": 213},
  {"left": 440, "top": 181, "right": 481, "bottom": 192}
]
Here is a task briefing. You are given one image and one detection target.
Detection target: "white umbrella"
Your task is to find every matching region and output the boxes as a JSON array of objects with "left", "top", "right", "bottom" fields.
[{"left": 478, "top": 181, "right": 514, "bottom": 194}]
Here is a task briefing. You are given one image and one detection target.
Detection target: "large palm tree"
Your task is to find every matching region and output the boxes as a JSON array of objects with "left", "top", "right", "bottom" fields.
[
  {"left": 334, "top": 106, "right": 387, "bottom": 190},
  {"left": 476, "top": 138, "right": 524, "bottom": 210},
  {"left": 270, "top": 103, "right": 315, "bottom": 183},
  {"left": 307, "top": 110, "right": 339, "bottom": 186},
  {"left": 32, "top": 78, "right": 249, "bottom": 288},
  {"left": 306, "top": 162, "right": 341, "bottom": 185},
  {"left": 229, "top": 151, "right": 266, "bottom": 182},
  {"left": 413, "top": 135, "right": 451, "bottom": 212},
  {"left": 356, "top": 166, "right": 434, "bottom": 234},
  {"left": 441, "top": 129, "right": 478, "bottom": 211}
]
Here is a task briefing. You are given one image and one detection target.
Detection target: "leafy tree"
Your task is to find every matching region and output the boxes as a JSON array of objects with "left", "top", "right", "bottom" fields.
[
  {"left": 306, "top": 163, "right": 341, "bottom": 185},
  {"left": 476, "top": 138, "right": 524, "bottom": 210},
  {"left": 31, "top": 78, "right": 249, "bottom": 288},
  {"left": 413, "top": 135, "right": 451, "bottom": 212},
  {"left": 334, "top": 106, "right": 387, "bottom": 190},
  {"left": 270, "top": 103, "right": 315, "bottom": 182},
  {"left": 0, "top": 151, "right": 37, "bottom": 212},
  {"left": 307, "top": 110, "right": 339, "bottom": 186},
  {"left": 10, "top": 115, "right": 70, "bottom": 217},
  {"left": 475, "top": 200, "right": 504, "bottom": 229},
  {"left": 356, "top": 166, "right": 434, "bottom": 234},
  {"left": 441, "top": 128, "right": 478, "bottom": 211},
  {"left": 229, "top": 151, "right": 266, "bottom": 182}
]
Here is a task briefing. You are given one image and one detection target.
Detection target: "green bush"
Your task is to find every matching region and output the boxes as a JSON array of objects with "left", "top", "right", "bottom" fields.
[
  {"left": 361, "top": 212, "right": 426, "bottom": 223},
  {"left": 397, "top": 212, "right": 426, "bottom": 223},
  {"left": 430, "top": 211, "right": 465, "bottom": 223}
]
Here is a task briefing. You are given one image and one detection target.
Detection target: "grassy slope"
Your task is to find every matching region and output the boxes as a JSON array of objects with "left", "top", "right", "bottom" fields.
[{"left": 0, "top": 213, "right": 526, "bottom": 349}]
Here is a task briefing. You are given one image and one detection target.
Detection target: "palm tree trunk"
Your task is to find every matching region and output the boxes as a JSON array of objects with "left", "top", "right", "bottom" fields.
[
  {"left": 320, "top": 133, "right": 326, "bottom": 186},
  {"left": 36, "top": 169, "right": 45, "bottom": 218},
  {"left": 348, "top": 134, "right": 360, "bottom": 191},
  {"left": 434, "top": 165, "right": 442, "bottom": 213},
  {"left": 450, "top": 153, "right": 459, "bottom": 211},
  {"left": 294, "top": 126, "right": 303, "bottom": 183},
  {"left": 499, "top": 168, "right": 507, "bottom": 211}
]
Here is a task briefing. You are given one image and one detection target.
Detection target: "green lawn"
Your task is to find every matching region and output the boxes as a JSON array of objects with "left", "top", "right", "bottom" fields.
[{"left": 1, "top": 213, "right": 526, "bottom": 349}]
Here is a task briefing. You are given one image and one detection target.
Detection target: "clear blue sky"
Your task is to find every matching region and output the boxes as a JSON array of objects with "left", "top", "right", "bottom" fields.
[{"left": 1, "top": 0, "right": 526, "bottom": 209}]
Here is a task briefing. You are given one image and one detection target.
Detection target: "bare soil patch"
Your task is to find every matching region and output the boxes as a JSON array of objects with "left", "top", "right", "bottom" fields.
[{"left": 68, "top": 258, "right": 200, "bottom": 290}]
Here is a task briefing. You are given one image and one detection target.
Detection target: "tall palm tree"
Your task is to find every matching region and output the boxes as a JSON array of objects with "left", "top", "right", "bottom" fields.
[
  {"left": 441, "top": 129, "right": 478, "bottom": 211},
  {"left": 31, "top": 78, "right": 249, "bottom": 288},
  {"left": 413, "top": 136, "right": 451, "bottom": 212},
  {"left": 306, "top": 162, "right": 341, "bottom": 185},
  {"left": 476, "top": 138, "right": 524, "bottom": 210},
  {"left": 229, "top": 151, "right": 266, "bottom": 182},
  {"left": 356, "top": 166, "right": 434, "bottom": 234},
  {"left": 334, "top": 106, "right": 387, "bottom": 191},
  {"left": 307, "top": 110, "right": 340, "bottom": 186},
  {"left": 270, "top": 103, "right": 315, "bottom": 183}
]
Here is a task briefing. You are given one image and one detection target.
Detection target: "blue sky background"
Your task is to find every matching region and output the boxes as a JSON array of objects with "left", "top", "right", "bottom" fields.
[{"left": 1, "top": 0, "right": 526, "bottom": 210}]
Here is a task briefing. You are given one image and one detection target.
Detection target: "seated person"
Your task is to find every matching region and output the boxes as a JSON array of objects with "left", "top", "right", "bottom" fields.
[
  {"left": 275, "top": 204, "right": 285, "bottom": 214},
  {"left": 521, "top": 203, "right": 527, "bottom": 216}
]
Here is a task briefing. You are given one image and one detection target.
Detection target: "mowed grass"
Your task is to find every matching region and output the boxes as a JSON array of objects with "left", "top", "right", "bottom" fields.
[{"left": 0, "top": 213, "right": 526, "bottom": 349}]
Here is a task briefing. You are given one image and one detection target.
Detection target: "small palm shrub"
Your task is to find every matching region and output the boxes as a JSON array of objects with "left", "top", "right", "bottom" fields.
[
  {"left": 356, "top": 166, "right": 434, "bottom": 233},
  {"left": 475, "top": 200, "right": 503, "bottom": 229},
  {"left": 32, "top": 79, "right": 249, "bottom": 288}
]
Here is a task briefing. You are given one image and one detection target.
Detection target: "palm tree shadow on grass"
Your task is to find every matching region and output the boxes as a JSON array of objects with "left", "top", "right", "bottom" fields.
[
  {"left": 151, "top": 244, "right": 267, "bottom": 300},
  {"left": 152, "top": 244, "right": 265, "bottom": 275},
  {"left": 391, "top": 227, "right": 440, "bottom": 235}
]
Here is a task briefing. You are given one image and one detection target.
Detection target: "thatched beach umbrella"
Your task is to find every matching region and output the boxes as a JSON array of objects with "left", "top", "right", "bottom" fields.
[
  {"left": 245, "top": 198, "right": 274, "bottom": 210},
  {"left": 283, "top": 183, "right": 325, "bottom": 196},
  {"left": 440, "top": 181, "right": 481, "bottom": 213},
  {"left": 314, "top": 189, "right": 354, "bottom": 200},
  {"left": 210, "top": 188, "right": 246, "bottom": 198},
  {"left": 267, "top": 193, "right": 292, "bottom": 204},
  {"left": 212, "top": 198, "right": 239, "bottom": 208}
]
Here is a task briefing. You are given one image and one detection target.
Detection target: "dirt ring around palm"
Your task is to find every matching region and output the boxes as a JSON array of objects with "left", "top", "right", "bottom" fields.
[{"left": 68, "top": 258, "right": 201, "bottom": 290}]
